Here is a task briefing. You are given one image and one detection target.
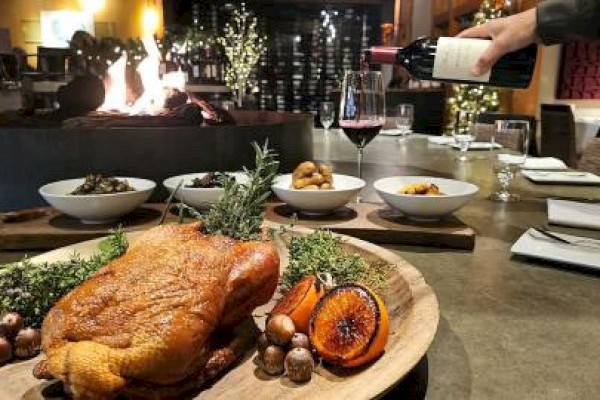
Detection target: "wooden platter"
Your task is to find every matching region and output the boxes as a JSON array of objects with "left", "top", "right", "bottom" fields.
[
  {"left": 0, "top": 228, "right": 439, "bottom": 400},
  {"left": 0, "top": 203, "right": 475, "bottom": 251}
]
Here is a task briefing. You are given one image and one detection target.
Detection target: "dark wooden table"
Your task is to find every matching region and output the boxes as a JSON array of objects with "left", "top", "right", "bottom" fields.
[{"left": 2, "top": 130, "right": 600, "bottom": 399}]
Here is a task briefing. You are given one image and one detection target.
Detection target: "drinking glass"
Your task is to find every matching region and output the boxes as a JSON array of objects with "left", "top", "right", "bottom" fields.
[
  {"left": 489, "top": 120, "right": 530, "bottom": 202},
  {"left": 396, "top": 104, "right": 414, "bottom": 140},
  {"left": 320, "top": 101, "right": 335, "bottom": 131},
  {"left": 339, "top": 71, "right": 385, "bottom": 179},
  {"left": 453, "top": 111, "right": 477, "bottom": 162}
]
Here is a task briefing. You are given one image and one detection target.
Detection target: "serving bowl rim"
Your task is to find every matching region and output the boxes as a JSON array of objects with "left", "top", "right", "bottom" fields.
[
  {"left": 373, "top": 176, "right": 479, "bottom": 197},
  {"left": 39, "top": 177, "right": 156, "bottom": 199},
  {"left": 272, "top": 173, "right": 367, "bottom": 192}
]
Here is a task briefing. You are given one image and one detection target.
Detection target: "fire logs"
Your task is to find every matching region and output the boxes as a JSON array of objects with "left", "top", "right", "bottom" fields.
[{"left": 62, "top": 104, "right": 205, "bottom": 129}]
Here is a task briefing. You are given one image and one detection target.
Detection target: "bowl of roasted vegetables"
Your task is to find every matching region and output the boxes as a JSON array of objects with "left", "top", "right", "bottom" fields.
[
  {"left": 272, "top": 162, "right": 365, "bottom": 214},
  {"left": 163, "top": 172, "right": 249, "bottom": 210},
  {"left": 373, "top": 176, "right": 478, "bottom": 220},
  {"left": 39, "top": 174, "right": 155, "bottom": 224}
]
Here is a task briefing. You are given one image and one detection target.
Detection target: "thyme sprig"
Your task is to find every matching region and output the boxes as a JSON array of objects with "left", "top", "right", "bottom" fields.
[
  {"left": 282, "top": 229, "right": 392, "bottom": 291},
  {"left": 201, "top": 142, "right": 279, "bottom": 240},
  {"left": 0, "top": 229, "right": 128, "bottom": 327}
]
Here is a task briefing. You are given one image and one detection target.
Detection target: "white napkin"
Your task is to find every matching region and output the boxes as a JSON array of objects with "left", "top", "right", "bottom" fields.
[
  {"left": 428, "top": 136, "right": 455, "bottom": 145},
  {"left": 548, "top": 199, "right": 600, "bottom": 230},
  {"left": 523, "top": 157, "right": 567, "bottom": 170}
]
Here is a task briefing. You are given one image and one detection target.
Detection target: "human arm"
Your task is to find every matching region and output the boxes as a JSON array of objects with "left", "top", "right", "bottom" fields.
[{"left": 458, "top": 0, "right": 600, "bottom": 76}]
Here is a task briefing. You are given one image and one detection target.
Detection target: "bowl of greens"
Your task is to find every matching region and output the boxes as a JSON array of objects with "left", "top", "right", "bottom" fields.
[
  {"left": 163, "top": 172, "right": 249, "bottom": 209},
  {"left": 39, "top": 175, "right": 155, "bottom": 224}
]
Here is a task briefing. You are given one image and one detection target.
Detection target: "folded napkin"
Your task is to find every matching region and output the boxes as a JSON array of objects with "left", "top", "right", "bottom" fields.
[
  {"left": 428, "top": 136, "right": 455, "bottom": 145},
  {"left": 548, "top": 199, "right": 600, "bottom": 230},
  {"left": 523, "top": 157, "right": 568, "bottom": 170},
  {"left": 511, "top": 228, "right": 600, "bottom": 270}
]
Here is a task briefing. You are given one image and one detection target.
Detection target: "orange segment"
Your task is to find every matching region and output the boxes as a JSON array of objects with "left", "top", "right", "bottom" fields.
[
  {"left": 341, "top": 288, "right": 389, "bottom": 368},
  {"left": 309, "top": 285, "right": 389, "bottom": 368},
  {"left": 271, "top": 275, "right": 324, "bottom": 333}
]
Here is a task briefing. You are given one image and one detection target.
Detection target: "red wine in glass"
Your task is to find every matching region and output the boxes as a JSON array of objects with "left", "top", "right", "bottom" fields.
[
  {"left": 338, "top": 71, "right": 386, "bottom": 181},
  {"left": 339, "top": 120, "right": 384, "bottom": 148}
]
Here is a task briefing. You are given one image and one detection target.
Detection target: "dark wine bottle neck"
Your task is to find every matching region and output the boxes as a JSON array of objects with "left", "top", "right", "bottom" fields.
[{"left": 365, "top": 47, "right": 410, "bottom": 68}]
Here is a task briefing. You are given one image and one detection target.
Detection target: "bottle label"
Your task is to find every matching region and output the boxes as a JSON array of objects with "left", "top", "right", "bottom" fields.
[{"left": 433, "top": 37, "right": 491, "bottom": 83}]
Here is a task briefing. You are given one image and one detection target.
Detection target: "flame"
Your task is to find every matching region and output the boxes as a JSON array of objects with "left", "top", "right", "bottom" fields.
[
  {"left": 97, "top": 53, "right": 127, "bottom": 112},
  {"left": 98, "top": 36, "right": 186, "bottom": 115}
]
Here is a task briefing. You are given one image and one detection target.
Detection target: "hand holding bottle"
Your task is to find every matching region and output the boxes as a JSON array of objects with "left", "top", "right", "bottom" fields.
[{"left": 458, "top": 8, "right": 538, "bottom": 77}]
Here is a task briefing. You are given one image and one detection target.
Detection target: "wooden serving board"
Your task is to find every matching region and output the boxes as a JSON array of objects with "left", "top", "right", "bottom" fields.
[
  {"left": 266, "top": 202, "right": 475, "bottom": 250},
  {"left": 0, "top": 203, "right": 475, "bottom": 251},
  {"left": 0, "top": 228, "right": 439, "bottom": 400}
]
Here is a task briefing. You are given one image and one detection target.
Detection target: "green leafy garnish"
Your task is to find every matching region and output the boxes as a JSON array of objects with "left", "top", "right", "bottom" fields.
[
  {"left": 0, "top": 229, "right": 128, "bottom": 327},
  {"left": 282, "top": 229, "right": 392, "bottom": 290},
  {"left": 201, "top": 142, "right": 279, "bottom": 240}
]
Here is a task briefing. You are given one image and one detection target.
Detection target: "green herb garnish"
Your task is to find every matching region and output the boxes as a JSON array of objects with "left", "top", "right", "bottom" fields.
[
  {"left": 201, "top": 142, "right": 279, "bottom": 240},
  {"left": 0, "top": 230, "right": 128, "bottom": 327},
  {"left": 282, "top": 230, "right": 392, "bottom": 290}
]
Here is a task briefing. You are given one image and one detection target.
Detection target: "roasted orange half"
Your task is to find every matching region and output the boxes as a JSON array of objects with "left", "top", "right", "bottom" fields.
[
  {"left": 271, "top": 275, "right": 325, "bottom": 333},
  {"left": 309, "top": 284, "right": 389, "bottom": 368}
]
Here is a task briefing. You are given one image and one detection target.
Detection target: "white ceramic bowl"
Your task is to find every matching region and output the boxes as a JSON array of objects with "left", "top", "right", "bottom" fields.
[
  {"left": 272, "top": 174, "right": 366, "bottom": 214},
  {"left": 39, "top": 177, "right": 155, "bottom": 224},
  {"left": 374, "top": 176, "right": 479, "bottom": 219},
  {"left": 163, "top": 172, "right": 249, "bottom": 209}
]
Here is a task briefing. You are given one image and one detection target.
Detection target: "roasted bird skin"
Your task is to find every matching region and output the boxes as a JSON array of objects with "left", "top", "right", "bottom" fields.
[{"left": 34, "top": 223, "right": 279, "bottom": 399}]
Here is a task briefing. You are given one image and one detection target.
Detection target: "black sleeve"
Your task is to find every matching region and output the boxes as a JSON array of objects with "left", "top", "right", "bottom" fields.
[{"left": 536, "top": 0, "right": 600, "bottom": 45}]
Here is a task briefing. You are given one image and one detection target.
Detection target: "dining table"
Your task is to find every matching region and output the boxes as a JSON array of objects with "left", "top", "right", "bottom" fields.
[
  {"left": 1, "top": 128, "right": 599, "bottom": 400},
  {"left": 312, "top": 129, "right": 600, "bottom": 400}
]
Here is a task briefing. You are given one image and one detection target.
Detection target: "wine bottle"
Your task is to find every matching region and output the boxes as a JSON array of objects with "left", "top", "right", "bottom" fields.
[{"left": 364, "top": 37, "right": 537, "bottom": 89}]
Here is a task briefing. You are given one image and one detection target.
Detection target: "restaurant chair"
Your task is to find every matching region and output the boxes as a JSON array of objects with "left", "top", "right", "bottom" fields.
[
  {"left": 475, "top": 112, "right": 538, "bottom": 155},
  {"left": 0, "top": 53, "right": 18, "bottom": 83},
  {"left": 540, "top": 104, "right": 577, "bottom": 168},
  {"left": 578, "top": 138, "right": 600, "bottom": 175},
  {"left": 36, "top": 46, "right": 70, "bottom": 76}
]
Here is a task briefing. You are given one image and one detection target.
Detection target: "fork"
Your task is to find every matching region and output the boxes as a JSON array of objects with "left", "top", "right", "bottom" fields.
[{"left": 532, "top": 227, "right": 600, "bottom": 250}]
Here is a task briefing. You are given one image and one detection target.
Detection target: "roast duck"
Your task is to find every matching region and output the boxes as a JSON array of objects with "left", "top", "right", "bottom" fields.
[{"left": 33, "top": 223, "right": 280, "bottom": 399}]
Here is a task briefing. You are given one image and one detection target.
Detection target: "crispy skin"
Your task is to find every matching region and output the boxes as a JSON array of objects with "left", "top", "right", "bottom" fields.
[{"left": 35, "top": 223, "right": 279, "bottom": 399}]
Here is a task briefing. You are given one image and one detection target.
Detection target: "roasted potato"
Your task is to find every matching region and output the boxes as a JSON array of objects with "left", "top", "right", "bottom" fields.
[
  {"left": 291, "top": 162, "right": 335, "bottom": 190},
  {"left": 399, "top": 183, "right": 442, "bottom": 196}
]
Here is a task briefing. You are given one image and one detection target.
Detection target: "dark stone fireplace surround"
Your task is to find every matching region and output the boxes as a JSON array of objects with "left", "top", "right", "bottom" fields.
[{"left": 0, "top": 111, "right": 314, "bottom": 211}]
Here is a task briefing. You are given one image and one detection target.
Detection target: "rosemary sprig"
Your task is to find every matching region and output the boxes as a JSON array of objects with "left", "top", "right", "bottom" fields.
[
  {"left": 201, "top": 141, "right": 279, "bottom": 240},
  {"left": 0, "top": 229, "right": 128, "bottom": 327}
]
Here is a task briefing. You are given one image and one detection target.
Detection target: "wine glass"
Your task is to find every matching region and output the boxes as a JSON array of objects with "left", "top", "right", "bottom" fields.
[
  {"left": 489, "top": 120, "right": 530, "bottom": 202},
  {"left": 396, "top": 103, "right": 414, "bottom": 141},
  {"left": 320, "top": 101, "right": 335, "bottom": 131},
  {"left": 339, "top": 71, "right": 385, "bottom": 179},
  {"left": 453, "top": 111, "right": 477, "bottom": 162}
]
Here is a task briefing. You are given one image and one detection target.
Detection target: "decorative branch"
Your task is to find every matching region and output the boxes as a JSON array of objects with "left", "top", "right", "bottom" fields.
[{"left": 217, "top": 4, "right": 267, "bottom": 98}]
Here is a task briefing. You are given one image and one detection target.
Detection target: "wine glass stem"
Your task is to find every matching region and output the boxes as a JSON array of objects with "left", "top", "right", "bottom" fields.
[
  {"left": 357, "top": 147, "right": 364, "bottom": 180},
  {"left": 498, "top": 171, "right": 512, "bottom": 195}
]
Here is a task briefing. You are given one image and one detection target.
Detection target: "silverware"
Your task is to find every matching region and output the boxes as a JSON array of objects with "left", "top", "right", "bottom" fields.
[
  {"left": 529, "top": 171, "right": 588, "bottom": 177},
  {"left": 544, "top": 196, "right": 600, "bottom": 204},
  {"left": 532, "top": 227, "right": 600, "bottom": 250}
]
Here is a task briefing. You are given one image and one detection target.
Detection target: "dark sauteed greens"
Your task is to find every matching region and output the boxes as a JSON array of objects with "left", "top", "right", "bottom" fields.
[{"left": 71, "top": 174, "right": 135, "bottom": 195}]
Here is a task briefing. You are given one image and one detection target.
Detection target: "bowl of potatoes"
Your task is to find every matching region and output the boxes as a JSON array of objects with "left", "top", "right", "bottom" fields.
[{"left": 272, "top": 161, "right": 366, "bottom": 214}]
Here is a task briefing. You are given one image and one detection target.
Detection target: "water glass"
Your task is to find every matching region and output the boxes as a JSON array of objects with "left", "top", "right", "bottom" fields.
[
  {"left": 396, "top": 104, "right": 414, "bottom": 140},
  {"left": 489, "top": 120, "right": 530, "bottom": 202},
  {"left": 453, "top": 111, "right": 477, "bottom": 162},
  {"left": 221, "top": 100, "right": 235, "bottom": 112},
  {"left": 320, "top": 101, "right": 335, "bottom": 131}
]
